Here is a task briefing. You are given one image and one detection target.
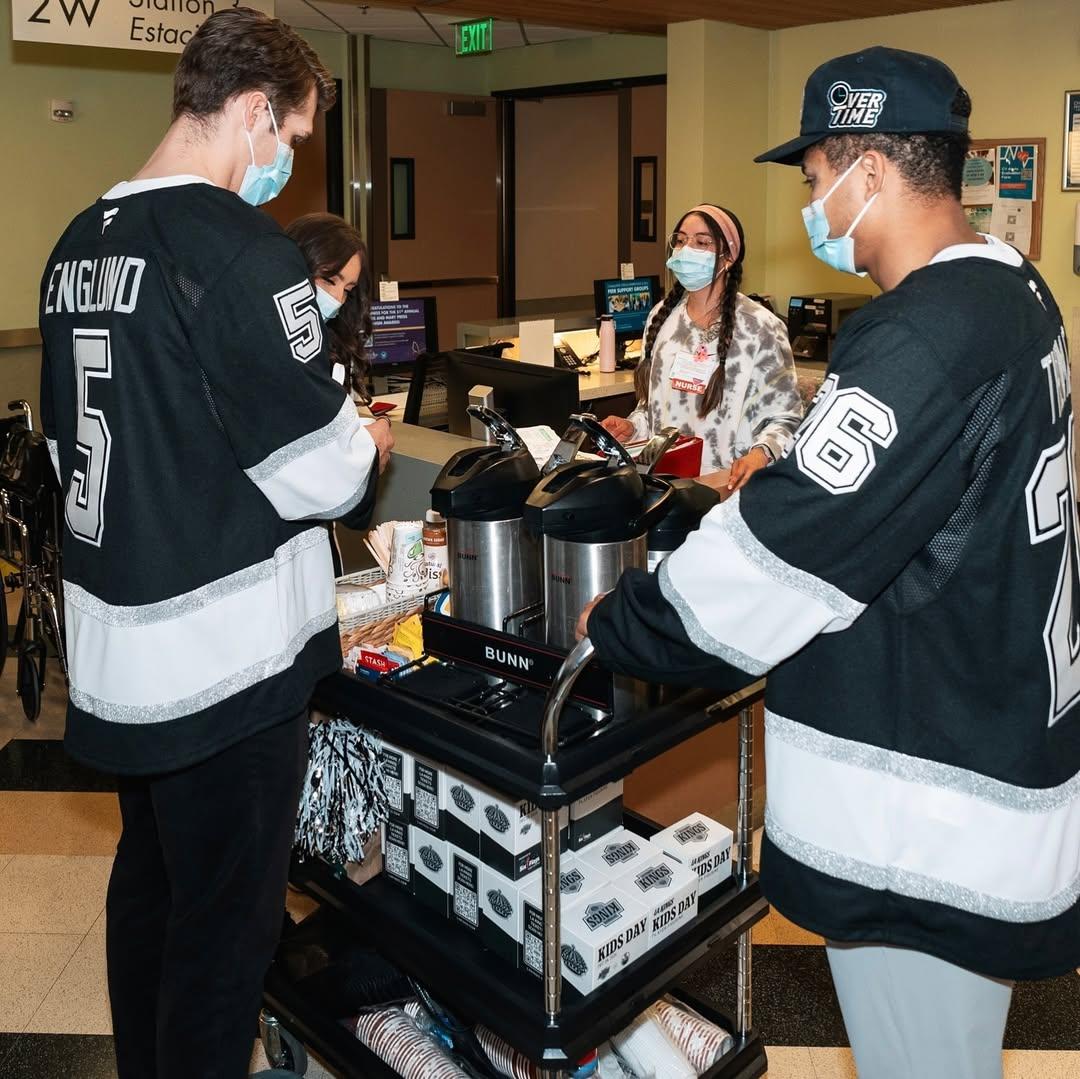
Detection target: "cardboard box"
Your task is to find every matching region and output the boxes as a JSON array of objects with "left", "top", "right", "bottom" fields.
[
  {"left": 411, "top": 755, "right": 447, "bottom": 838},
  {"left": 382, "top": 818, "right": 412, "bottom": 892},
  {"left": 478, "top": 790, "right": 568, "bottom": 880},
  {"left": 449, "top": 844, "right": 482, "bottom": 933},
  {"left": 445, "top": 768, "right": 482, "bottom": 856},
  {"left": 650, "top": 813, "right": 733, "bottom": 898},
  {"left": 518, "top": 854, "right": 607, "bottom": 979},
  {"left": 479, "top": 863, "right": 535, "bottom": 968},
  {"left": 615, "top": 852, "right": 698, "bottom": 945},
  {"left": 576, "top": 827, "right": 662, "bottom": 880},
  {"left": 569, "top": 781, "right": 624, "bottom": 852},
  {"left": 410, "top": 827, "right": 450, "bottom": 917},
  {"left": 379, "top": 741, "right": 413, "bottom": 821},
  {"left": 559, "top": 886, "right": 651, "bottom": 995}
]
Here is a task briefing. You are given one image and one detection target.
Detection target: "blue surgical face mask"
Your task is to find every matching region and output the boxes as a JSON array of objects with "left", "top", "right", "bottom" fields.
[
  {"left": 802, "top": 155, "right": 879, "bottom": 277},
  {"left": 666, "top": 245, "right": 718, "bottom": 292},
  {"left": 315, "top": 284, "right": 343, "bottom": 322},
  {"left": 238, "top": 101, "right": 293, "bottom": 207}
]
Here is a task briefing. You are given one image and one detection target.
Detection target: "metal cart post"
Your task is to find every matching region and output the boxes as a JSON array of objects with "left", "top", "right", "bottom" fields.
[{"left": 736, "top": 703, "right": 754, "bottom": 1038}]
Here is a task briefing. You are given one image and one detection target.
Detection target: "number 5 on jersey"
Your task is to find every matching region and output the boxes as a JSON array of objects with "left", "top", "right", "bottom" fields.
[{"left": 66, "top": 330, "right": 113, "bottom": 547}]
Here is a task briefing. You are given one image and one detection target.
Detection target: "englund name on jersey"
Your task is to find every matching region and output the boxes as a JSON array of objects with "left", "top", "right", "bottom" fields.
[{"left": 44, "top": 256, "right": 146, "bottom": 316}]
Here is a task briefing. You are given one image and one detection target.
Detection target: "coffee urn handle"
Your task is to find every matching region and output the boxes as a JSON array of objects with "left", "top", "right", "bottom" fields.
[
  {"left": 634, "top": 474, "right": 677, "bottom": 533},
  {"left": 465, "top": 404, "right": 526, "bottom": 451},
  {"left": 634, "top": 426, "right": 681, "bottom": 475},
  {"left": 568, "top": 412, "right": 635, "bottom": 468}
]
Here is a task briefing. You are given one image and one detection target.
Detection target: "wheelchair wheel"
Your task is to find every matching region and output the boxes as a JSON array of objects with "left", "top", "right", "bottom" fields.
[{"left": 16, "top": 649, "right": 40, "bottom": 722}]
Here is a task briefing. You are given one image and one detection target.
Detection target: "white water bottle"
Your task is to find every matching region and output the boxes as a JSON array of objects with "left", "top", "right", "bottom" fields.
[{"left": 598, "top": 314, "right": 616, "bottom": 372}]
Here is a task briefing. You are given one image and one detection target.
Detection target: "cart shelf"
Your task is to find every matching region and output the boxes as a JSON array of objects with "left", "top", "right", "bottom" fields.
[
  {"left": 289, "top": 853, "right": 768, "bottom": 1069},
  {"left": 311, "top": 669, "right": 764, "bottom": 808},
  {"left": 265, "top": 954, "right": 767, "bottom": 1079}
]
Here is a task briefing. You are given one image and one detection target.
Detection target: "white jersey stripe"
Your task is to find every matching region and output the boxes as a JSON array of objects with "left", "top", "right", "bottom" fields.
[
  {"left": 659, "top": 491, "right": 864, "bottom": 673},
  {"left": 766, "top": 711, "right": 1080, "bottom": 922},
  {"left": 245, "top": 397, "right": 377, "bottom": 521},
  {"left": 64, "top": 526, "right": 335, "bottom": 723}
]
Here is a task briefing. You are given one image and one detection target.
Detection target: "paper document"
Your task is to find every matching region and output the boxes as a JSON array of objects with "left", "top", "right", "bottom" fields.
[{"left": 516, "top": 426, "right": 601, "bottom": 469}]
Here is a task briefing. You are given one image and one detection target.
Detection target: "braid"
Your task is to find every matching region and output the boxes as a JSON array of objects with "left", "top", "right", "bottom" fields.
[
  {"left": 634, "top": 282, "right": 685, "bottom": 404},
  {"left": 698, "top": 261, "right": 742, "bottom": 419}
]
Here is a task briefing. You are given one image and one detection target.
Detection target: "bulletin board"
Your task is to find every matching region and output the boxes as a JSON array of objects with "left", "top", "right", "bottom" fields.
[{"left": 960, "top": 138, "right": 1045, "bottom": 260}]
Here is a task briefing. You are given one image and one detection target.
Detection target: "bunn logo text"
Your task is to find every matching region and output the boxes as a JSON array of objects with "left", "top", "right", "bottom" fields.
[{"left": 827, "top": 81, "right": 886, "bottom": 129}]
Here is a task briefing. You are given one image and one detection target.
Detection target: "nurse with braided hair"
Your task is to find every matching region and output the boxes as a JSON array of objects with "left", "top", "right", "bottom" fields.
[{"left": 601, "top": 204, "right": 803, "bottom": 492}]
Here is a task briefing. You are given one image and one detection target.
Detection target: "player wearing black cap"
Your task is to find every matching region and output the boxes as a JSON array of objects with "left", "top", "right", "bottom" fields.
[{"left": 581, "top": 46, "right": 1076, "bottom": 1079}]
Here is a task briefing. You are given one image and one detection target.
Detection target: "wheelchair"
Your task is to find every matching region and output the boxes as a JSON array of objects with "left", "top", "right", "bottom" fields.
[{"left": 0, "top": 400, "right": 67, "bottom": 721}]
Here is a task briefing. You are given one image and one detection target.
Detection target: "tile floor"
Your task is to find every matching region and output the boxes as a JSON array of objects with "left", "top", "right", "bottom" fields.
[{"left": 1, "top": 640, "right": 1078, "bottom": 1077}]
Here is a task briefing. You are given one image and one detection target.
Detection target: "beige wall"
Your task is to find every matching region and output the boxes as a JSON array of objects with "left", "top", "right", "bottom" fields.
[
  {"left": 666, "top": 20, "right": 771, "bottom": 293},
  {"left": 630, "top": 83, "right": 667, "bottom": 280},
  {"left": 0, "top": 23, "right": 353, "bottom": 331},
  {"left": 515, "top": 93, "right": 619, "bottom": 303},
  {"left": 368, "top": 34, "right": 666, "bottom": 96},
  {"left": 762, "top": 0, "right": 1080, "bottom": 341}
]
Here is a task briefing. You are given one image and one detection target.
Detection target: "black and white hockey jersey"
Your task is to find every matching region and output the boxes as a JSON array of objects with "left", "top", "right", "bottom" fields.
[
  {"left": 589, "top": 235, "right": 1080, "bottom": 980},
  {"left": 39, "top": 176, "right": 379, "bottom": 775}
]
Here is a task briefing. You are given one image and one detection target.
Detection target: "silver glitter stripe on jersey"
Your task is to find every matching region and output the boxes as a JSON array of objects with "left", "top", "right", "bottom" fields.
[
  {"left": 63, "top": 527, "right": 329, "bottom": 628},
  {"left": 46, "top": 437, "right": 60, "bottom": 480},
  {"left": 721, "top": 492, "right": 865, "bottom": 625},
  {"left": 244, "top": 397, "right": 356, "bottom": 485},
  {"left": 68, "top": 607, "right": 337, "bottom": 725},
  {"left": 767, "top": 710, "right": 1080, "bottom": 813},
  {"left": 765, "top": 805, "right": 1080, "bottom": 924},
  {"left": 298, "top": 467, "right": 372, "bottom": 522},
  {"left": 657, "top": 559, "right": 769, "bottom": 675}
]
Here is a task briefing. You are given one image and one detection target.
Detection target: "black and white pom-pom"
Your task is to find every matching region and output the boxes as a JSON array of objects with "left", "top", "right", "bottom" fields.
[{"left": 295, "top": 717, "right": 390, "bottom": 865}]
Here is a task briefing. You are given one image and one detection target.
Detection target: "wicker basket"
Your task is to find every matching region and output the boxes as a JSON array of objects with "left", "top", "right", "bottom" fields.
[{"left": 336, "top": 568, "right": 425, "bottom": 654}]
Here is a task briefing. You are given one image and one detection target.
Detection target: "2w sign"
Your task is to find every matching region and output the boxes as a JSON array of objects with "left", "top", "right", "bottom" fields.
[{"left": 12, "top": 0, "right": 274, "bottom": 55}]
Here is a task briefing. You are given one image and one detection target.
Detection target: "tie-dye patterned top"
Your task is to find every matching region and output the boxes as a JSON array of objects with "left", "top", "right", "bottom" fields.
[{"left": 627, "top": 293, "right": 803, "bottom": 472}]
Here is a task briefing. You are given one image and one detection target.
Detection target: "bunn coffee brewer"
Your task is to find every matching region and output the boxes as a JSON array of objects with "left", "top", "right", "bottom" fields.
[
  {"left": 430, "top": 406, "right": 541, "bottom": 632},
  {"left": 524, "top": 415, "right": 674, "bottom": 651}
]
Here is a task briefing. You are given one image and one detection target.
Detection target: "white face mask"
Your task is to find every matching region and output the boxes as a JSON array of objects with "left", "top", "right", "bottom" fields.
[{"left": 801, "top": 155, "right": 879, "bottom": 277}]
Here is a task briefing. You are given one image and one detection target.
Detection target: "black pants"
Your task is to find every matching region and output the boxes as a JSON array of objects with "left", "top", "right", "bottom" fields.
[{"left": 106, "top": 714, "right": 308, "bottom": 1079}]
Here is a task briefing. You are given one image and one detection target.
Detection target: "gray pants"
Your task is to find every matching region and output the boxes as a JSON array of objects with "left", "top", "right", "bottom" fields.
[{"left": 826, "top": 942, "right": 1014, "bottom": 1079}]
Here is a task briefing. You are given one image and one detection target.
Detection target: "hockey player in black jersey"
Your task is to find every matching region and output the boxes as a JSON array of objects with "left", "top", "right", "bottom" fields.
[
  {"left": 581, "top": 47, "right": 1078, "bottom": 1079},
  {"left": 38, "top": 10, "right": 392, "bottom": 1078}
]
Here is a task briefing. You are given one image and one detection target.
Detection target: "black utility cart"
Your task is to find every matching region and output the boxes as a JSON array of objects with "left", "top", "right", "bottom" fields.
[{"left": 264, "top": 630, "right": 770, "bottom": 1079}]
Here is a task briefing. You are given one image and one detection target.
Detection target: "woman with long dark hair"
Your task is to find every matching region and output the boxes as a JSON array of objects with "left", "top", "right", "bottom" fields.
[
  {"left": 602, "top": 204, "right": 802, "bottom": 492},
  {"left": 286, "top": 212, "right": 374, "bottom": 403}
]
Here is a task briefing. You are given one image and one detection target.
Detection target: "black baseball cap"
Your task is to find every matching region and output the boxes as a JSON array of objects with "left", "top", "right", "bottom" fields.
[{"left": 756, "top": 46, "right": 969, "bottom": 166}]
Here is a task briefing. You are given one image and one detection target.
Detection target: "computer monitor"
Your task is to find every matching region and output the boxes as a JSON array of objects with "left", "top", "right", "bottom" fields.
[
  {"left": 442, "top": 350, "right": 580, "bottom": 437},
  {"left": 369, "top": 296, "right": 438, "bottom": 373},
  {"left": 593, "top": 275, "right": 661, "bottom": 339}
]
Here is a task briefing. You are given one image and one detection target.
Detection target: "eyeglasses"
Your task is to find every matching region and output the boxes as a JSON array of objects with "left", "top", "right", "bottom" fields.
[{"left": 668, "top": 231, "right": 716, "bottom": 252}]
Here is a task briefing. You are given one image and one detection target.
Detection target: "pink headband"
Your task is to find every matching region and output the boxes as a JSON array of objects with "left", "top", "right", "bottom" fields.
[{"left": 687, "top": 204, "right": 742, "bottom": 263}]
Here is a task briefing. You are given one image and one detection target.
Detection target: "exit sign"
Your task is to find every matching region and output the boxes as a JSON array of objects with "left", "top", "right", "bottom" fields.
[{"left": 455, "top": 18, "right": 494, "bottom": 57}]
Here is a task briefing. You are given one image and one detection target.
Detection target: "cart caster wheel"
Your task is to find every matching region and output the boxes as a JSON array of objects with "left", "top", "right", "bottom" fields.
[
  {"left": 16, "top": 651, "right": 40, "bottom": 722},
  {"left": 260, "top": 1021, "right": 308, "bottom": 1076}
]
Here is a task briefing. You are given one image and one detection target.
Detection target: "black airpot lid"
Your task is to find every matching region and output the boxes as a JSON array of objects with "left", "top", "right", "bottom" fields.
[
  {"left": 523, "top": 460, "right": 650, "bottom": 543},
  {"left": 430, "top": 444, "right": 541, "bottom": 522}
]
